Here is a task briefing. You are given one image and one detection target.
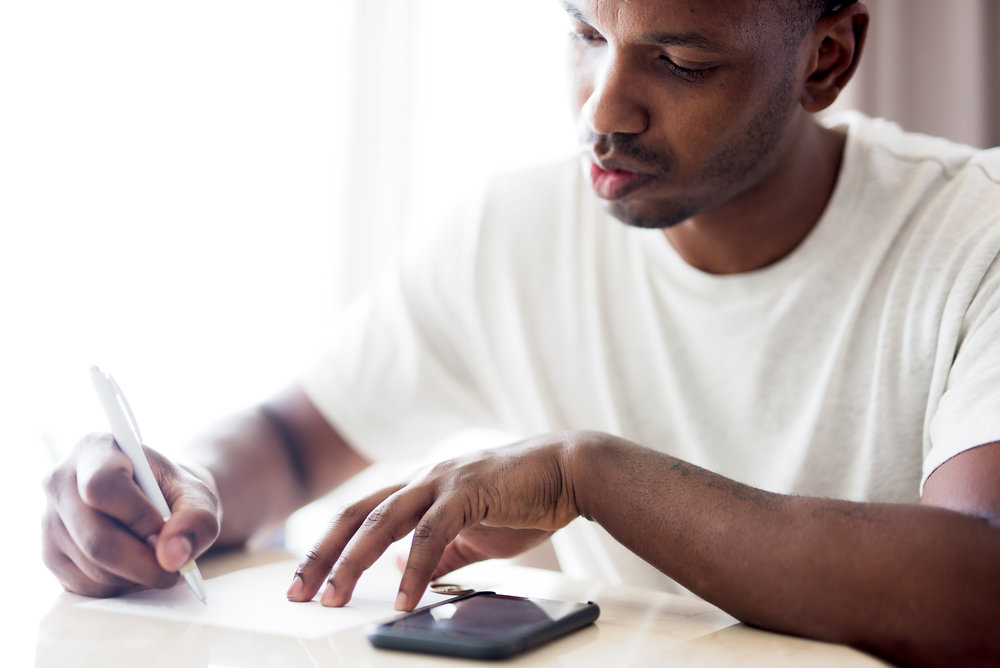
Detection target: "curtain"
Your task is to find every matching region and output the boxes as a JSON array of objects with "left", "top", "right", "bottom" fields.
[
  {"left": 830, "top": 0, "right": 1000, "bottom": 148},
  {"left": 336, "top": 0, "right": 574, "bottom": 302}
]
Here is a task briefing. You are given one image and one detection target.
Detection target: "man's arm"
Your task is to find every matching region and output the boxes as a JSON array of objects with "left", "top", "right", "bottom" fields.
[
  {"left": 292, "top": 431, "right": 1000, "bottom": 668},
  {"left": 573, "top": 438, "right": 1000, "bottom": 667},
  {"left": 191, "top": 386, "right": 370, "bottom": 549},
  {"left": 41, "top": 385, "right": 369, "bottom": 597}
]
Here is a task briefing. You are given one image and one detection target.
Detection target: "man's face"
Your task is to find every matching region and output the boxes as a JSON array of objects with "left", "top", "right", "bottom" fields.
[{"left": 566, "top": 0, "right": 807, "bottom": 228}]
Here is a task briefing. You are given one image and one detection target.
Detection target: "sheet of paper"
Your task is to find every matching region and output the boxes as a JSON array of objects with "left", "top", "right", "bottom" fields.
[{"left": 75, "top": 557, "right": 451, "bottom": 638}]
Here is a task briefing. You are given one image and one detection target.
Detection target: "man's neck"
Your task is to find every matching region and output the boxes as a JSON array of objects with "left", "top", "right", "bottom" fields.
[{"left": 662, "top": 118, "right": 847, "bottom": 275}]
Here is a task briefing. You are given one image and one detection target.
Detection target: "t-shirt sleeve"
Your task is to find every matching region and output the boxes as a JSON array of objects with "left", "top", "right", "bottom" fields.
[
  {"left": 298, "top": 190, "right": 501, "bottom": 463},
  {"left": 926, "top": 250, "right": 1000, "bottom": 487}
]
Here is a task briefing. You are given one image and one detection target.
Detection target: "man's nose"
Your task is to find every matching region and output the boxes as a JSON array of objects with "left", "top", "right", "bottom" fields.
[{"left": 582, "top": 57, "right": 649, "bottom": 137}]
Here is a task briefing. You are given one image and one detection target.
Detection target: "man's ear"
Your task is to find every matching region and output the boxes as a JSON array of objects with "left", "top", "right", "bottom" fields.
[{"left": 801, "top": 4, "right": 869, "bottom": 112}]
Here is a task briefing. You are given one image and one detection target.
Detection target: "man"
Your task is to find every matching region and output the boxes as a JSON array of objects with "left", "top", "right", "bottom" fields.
[{"left": 42, "top": 1, "right": 1000, "bottom": 665}]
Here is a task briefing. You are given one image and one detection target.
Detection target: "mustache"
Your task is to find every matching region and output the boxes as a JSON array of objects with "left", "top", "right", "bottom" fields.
[{"left": 581, "top": 131, "right": 671, "bottom": 173}]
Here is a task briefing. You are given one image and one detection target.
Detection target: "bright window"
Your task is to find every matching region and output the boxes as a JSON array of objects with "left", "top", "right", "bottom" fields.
[{"left": 2, "top": 3, "right": 574, "bottom": 647}]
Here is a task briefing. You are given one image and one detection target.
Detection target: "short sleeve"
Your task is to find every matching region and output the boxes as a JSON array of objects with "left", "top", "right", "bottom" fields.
[{"left": 926, "top": 253, "right": 1000, "bottom": 486}]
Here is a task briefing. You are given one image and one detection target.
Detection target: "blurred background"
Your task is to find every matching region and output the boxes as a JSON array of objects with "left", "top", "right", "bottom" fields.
[
  {"left": 1, "top": 1, "right": 573, "bottom": 662},
  {"left": 1, "top": 0, "right": 997, "bottom": 663}
]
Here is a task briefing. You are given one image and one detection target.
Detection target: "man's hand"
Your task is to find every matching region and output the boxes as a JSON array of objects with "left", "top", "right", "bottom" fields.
[
  {"left": 41, "top": 433, "right": 221, "bottom": 598},
  {"left": 287, "top": 432, "right": 593, "bottom": 611}
]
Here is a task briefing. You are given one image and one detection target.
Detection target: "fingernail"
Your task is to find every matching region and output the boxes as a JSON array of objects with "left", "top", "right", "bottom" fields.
[
  {"left": 286, "top": 575, "right": 304, "bottom": 600},
  {"left": 394, "top": 591, "right": 410, "bottom": 611},
  {"left": 146, "top": 534, "right": 159, "bottom": 549},
  {"left": 164, "top": 535, "right": 193, "bottom": 571},
  {"left": 321, "top": 582, "right": 337, "bottom": 607}
]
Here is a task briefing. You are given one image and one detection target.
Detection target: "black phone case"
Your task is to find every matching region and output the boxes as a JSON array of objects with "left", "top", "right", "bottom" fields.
[{"left": 367, "top": 591, "right": 600, "bottom": 660}]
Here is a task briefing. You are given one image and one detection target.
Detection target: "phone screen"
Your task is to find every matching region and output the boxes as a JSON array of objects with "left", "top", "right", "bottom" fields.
[{"left": 368, "top": 591, "right": 599, "bottom": 659}]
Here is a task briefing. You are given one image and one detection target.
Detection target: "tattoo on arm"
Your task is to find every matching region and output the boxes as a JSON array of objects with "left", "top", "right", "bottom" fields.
[
  {"left": 809, "top": 502, "right": 876, "bottom": 522},
  {"left": 666, "top": 459, "right": 877, "bottom": 522},
  {"left": 259, "top": 404, "right": 310, "bottom": 498},
  {"left": 668, "top": 459, "right": 786, "bottom": 511}
]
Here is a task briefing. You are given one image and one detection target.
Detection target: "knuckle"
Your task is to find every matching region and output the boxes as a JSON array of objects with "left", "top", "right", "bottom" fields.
[
  {"left": 363, "top": 506, "right": 387, "bottom": 528},
  {"left": 334, "top": 553, "right": 355, "bottom": 570},
  {"left": 427, "top": 460, "right": 450, "bottom": 477},
  {"left": 79, "top": 533, "right": 119, "bottom": 567},
  {"left": 412, "top": 521, "right": 436, "bottom": 542},
  {"left": 323, "top": 505, "right": 356, "bottom": 536},
  {"left": 82, "top": 431, "right": 115, "bottom": 446},
  {"left": 42, "top": 466, "right": 72, "bottom": 502},
  {"left": 330, "top": 502, "right": 363, "bottom": 527},
  {"left": 81, "top": 466, "right": 129, "bottom": 508},
  {"left": 333, "top": 552, "right": 364, "bottom": 578},
  {"left": 300, "top": 548, "right": 333, "bottom": 573},
  {"left": 41, "top": 469, "right": 59, "bottom": 495}
]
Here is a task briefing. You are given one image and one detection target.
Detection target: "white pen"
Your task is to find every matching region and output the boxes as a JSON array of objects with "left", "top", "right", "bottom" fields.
[{"left": 90, "top": 366, "right": 207, "bottom": 604}]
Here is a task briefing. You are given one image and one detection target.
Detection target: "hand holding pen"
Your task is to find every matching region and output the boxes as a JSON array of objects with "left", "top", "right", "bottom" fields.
[
  {"left": 40, "top": 369, "right": 220, "bottom": 600},
  {"left": 90, "top": 367, "right": 207, "bottom": 602}
]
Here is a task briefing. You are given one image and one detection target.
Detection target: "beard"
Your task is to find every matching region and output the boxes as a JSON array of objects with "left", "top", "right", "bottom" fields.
[{"left": 580, "top": 72, "right": 799, "bottom": 230}]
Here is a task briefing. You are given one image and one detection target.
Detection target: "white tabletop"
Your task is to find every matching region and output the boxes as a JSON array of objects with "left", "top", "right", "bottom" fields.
[{"left": 25, "top": 548, "right": 887, "bottom": 667}]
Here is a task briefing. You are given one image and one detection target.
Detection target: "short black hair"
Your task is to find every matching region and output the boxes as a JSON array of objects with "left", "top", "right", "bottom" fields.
[
  {"left": 786, "top": 0, "right": 858, "bottom": 45},
  {"left": 802, "top": 0, "right": 859, "bottom": 23},
  {"left": 818, "top": 0, "right": 858, "bottom": 17}
]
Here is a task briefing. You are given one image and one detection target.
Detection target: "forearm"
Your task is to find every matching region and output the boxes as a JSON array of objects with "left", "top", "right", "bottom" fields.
[
  {"left": 570, "top": 437, "right": 1000, "bottom": 666},
  {"left": 184, "top": 388, "right": 370, "bottom": 549},
  {"left": 181, "top": 410, "right": 301, "bottom": 548}
]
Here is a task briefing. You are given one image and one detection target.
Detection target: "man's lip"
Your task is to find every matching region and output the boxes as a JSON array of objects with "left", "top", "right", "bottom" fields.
[{"left": 589, "top": 161, "right": 655, "bottom": 200}]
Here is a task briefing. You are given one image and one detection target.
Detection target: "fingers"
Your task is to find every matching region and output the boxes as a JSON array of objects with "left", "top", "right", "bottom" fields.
[
  {"left": 291, "top": 487, "right": 471, "bottom": 612},
  {"left": 75, "top": 436, "right": 166, "bottom": 542},
  {"left": 41, "top": 433, "right": 220, "bottom": 598},
  {"left": 394, "top": 498, "right": 469, "bottom": 610},
  {"left": 289, "top": 437, "right": 582, "bottom": 611},
  {"left": 44, "top": 444, "right": 175, "bottom": 592},
  {"left": 288, "top": 483, "right": 407, "bottom": 604},
  {"left": 41, "top": 499, "right": 176, "bottom": 596},
  {"left": 155, "top": 506, "right": 218, "bottom": 573}
]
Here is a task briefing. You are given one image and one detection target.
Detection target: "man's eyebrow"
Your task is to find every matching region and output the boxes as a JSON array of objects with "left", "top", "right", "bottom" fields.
[
  {"left": 561, "top": 1, "right": 590, "bottom": 26},
  {"left": 561, "top": 1, "right": 726, "bottom": 53},
  {"left": 644, "top": 31, "right": 726, "bottom": 52}
]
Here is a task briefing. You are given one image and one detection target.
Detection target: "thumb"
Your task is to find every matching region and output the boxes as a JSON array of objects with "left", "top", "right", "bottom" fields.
[
  {"left": 153, "top": 463, "right": 221, "bottom": 572},
  {"left": 430, "top": 538, "right": 490, "bottom": 580}
]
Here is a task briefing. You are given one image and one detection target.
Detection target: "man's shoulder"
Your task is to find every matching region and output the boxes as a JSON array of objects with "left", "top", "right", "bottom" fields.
[
  {"left": 969, "top": 146, "right": 1000, "bottom": 186},
  {"left": 828, "top": 111, "right": 999, "bottom": 190},
  {"left": 826, "top": 112, "right": 1000, "bottom": 248}
]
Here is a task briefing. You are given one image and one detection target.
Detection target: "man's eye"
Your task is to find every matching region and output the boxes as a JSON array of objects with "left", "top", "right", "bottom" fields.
[
  {"left": 569, "top": 30, "right": 606, "bottom": 45},
  {"left": 658, "top": 56, "right": 713, "bottom": 83}
]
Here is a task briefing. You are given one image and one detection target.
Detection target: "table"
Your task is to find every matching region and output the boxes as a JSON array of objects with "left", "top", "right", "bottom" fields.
[{"left": 28, "top": 548, "right": 887, "bottom": 667}]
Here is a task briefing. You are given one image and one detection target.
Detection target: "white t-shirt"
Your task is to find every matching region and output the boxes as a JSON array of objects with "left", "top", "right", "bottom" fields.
[{"left": 301, "top": 112, "right": 1000, "bottom": 591}]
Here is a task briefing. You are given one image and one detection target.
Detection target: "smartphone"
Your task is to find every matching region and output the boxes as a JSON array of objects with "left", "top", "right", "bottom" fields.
[{"left": 367, "top": 591, "right": 600, "bottom": 659}]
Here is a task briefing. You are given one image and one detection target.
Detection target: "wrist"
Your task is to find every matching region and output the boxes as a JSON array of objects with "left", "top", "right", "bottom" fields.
[{"left": 560, "top": 430, "right": 610, "bottom": 522}]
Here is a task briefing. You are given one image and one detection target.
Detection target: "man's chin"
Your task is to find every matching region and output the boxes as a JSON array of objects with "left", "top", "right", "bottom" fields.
[{"left": 602, "top": 199, "right": 690, "bottom": 230}]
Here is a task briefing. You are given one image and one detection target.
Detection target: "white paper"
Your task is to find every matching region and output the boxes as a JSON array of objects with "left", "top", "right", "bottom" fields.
[{"left": 76, "top": 557, "right": 450, "bottom": 638}]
